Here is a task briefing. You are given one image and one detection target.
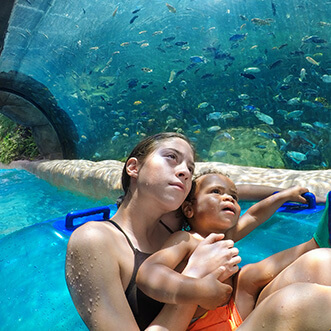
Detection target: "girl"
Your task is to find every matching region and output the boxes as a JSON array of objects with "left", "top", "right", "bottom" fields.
[{"left": 66, "top": 132, "right": 331, "bottom": 330}]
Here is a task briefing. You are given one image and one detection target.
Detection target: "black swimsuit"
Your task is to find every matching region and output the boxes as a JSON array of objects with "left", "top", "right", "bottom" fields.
[{"left": 108, "top": 220, "right": 164, "bottom": 330}]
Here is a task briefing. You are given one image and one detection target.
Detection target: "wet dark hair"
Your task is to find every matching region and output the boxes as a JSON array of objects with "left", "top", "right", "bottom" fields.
[{"left": 121, "top": 132, "right": 196, "bottom": 198}]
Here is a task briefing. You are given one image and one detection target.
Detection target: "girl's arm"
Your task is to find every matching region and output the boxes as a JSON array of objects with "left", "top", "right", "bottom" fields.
[
  {"left": 230, "top": 186, "right": 308, "bottom": 242},
  {"left": 66, "top": 222, "right": 141, "bottom": 330},
  {"left": 137, "top": 232, "right": 238, "bottom": 310}
]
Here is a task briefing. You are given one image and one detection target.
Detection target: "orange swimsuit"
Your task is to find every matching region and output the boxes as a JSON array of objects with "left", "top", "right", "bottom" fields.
[{"left": 187, "top": 298, "right": 242, "bottom": 331}]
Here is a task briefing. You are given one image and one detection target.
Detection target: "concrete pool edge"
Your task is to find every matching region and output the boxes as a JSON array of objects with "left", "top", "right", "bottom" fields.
[{"left": 3, "top": 159, "right": 331, "bottom": 201}]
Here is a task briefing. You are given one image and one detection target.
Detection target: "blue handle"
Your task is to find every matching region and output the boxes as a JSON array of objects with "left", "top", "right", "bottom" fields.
[
  {"left": 65, "top": 206, "right": 111, "bottom": 229},
  {"left": 280, "top": 192, "right": 316, "bottom": 209}
]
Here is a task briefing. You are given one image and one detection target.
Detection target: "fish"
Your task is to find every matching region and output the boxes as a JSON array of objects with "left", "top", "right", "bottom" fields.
[
  {"left": 201, "top": 73, "right": 214, "bottom": 79},
  {"left": 305, "top": 56, "right": 319, "bottom": 66},
  {"left": 258, "top": 132, "right": 281, "bottom": 139},
  {"left": 244, "top": 67, "right": 260, "bottom": 73},
  {"left": 283, "top": 74, "right": 293, "bottom": 83},
  {"left": 217, "top": 132, "right": 234, "bottom": 140},
  {"left": 175, "top": 41, "right": 188, "bottom": 46},
  {"left": 197, "top": 102, "right": 209, "bottom": 109},
  {"left": 130, "top": 15, "right": 139, "bottom": 24},
  {"left": 168, "top": 70, "right": 176, "bottom": 83},
  {"left": 181, "top": 89, "right": 187, "bottom": 99},
  {"left": 207, "top": 126, "right": 221, "bottom": 132},
  {"left": 254, "top": 111, "right": 274, "bottom": 125},
  {"left": 243, "top": 105, "right": 258, "bottom": 111},
  {"left": 271, "top": 2, "right": 277, "bottom": 16},
  {"left": 127, "top": 78, "right": 138, "bottom": 88},
  {"left": 211, "top": 150, "right": 227, "bottom": 158},
  {"left": 120, "top": 42, "right": 130, "bottom": 47},
  {"left": 321, "top": 74, "right": 331, "bottom": 83},
  {"left": 241, "top": 72, "right": 256, "bottom": 79},
  {"left": 176, "top": 70, "right": 185, "bottom": 77},
  {"left": 190, "top": 56, "right": 206, "bottom": 63},
  {"left": 140, "top": 43, "right": 149, "bottom": 48},
  {"left": 112, "top": 6, "right": 119, "bottom": 17},
  {"left": 152, "top": 30, "right": 163, "bottom": 35},
  {"left": 269, "top": 59, "right": 283, "bottom": 69},
  {"left": 286, "top": 110, "right": 303, "bottom": 119},
  {"left": 299, "top": 68, "right": 306, "bottom": 82},
  {"left": 302, "top": 35, "right": 327, "bottom": 44},
  {"left": 166, "top": 3, "right": 176, "bottom": 13},
  {"left": 278, "top": 43, "right": 288, "bottom": 49},
  {"left": 160, "top": 103, "right": 170, "bottom": 112},
  {"left": 163, "top": 36, "right": 176, "bottom": 42},
  {"left": 286, "top": 151, "right": 307, "bottom": 164},
  {"left": 238, "top": 94, "right": 250, "bottom": 100},
  {"left": 251, "top": 18, "right": 274, "bottom": 25},
  {"left": 133, "top": 100, "right": 142, "bottom": 105},
  {"left": 141, "top": 67, "right": 153, "bottom": 73},
  {"left": 206, "top": 112, "right": 222, "bottom": 120},
  {"left": 229, "top": 33, "right": 247, "bottom": 42},
  {"left": 132, "top": 6, "right": 142, "bottom": 14}
]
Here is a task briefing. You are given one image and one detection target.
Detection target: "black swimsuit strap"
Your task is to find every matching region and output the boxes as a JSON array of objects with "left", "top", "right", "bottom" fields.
[{"left": 108, "top": 219, "right": 136, "bottom": 252}]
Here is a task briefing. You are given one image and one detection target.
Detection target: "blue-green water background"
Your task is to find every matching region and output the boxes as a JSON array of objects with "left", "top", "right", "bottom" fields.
[
  {"left": 0, "top": 168, "right": 109, "bottom": 238},
  {"left": 0, "top": 168, "right": 323, "bottom": 330},
  {"left": 1, "top": 0, "right": 330, "bottom": 168}
]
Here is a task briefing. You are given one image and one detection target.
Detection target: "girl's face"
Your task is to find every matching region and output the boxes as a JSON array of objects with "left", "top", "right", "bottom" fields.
[
  {"left": 136, "top": 138, "right": 195, "bottom": 213},
  {"left": 187, "top": 174, "right": 241, "bottom": 237}
]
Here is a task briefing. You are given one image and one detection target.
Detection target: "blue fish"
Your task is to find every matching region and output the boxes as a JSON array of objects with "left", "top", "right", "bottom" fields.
[
  {"left": 286, "top": 151, "right": 307, "bottom": 164},
  {"left": 241, "top": 72, "right": 256, "bottom": 79},
  {"left": 229, "top": 33, "right": 247, "bottom": 42},
  {"left": 130, "top": 15, "right": 139, "bottom": 24},
  {"left": 127, "top": 78, "right": 138, "bottom": 88},
  {"left": 190, "top": 56, "right": 206, "bottom": 63},
  {"left": 243, "top": 105, "right": 257, "bottom": 111}
]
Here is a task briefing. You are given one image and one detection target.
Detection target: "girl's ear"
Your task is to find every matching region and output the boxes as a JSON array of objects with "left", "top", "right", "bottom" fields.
[
  {"left": 182, "top": 201, "right": 194, "bottom": 218},
  {"left": 126, "top": 157, "right": 139, "bottom": 178}
]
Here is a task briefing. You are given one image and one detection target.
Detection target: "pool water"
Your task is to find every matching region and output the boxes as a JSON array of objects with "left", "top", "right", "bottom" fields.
[
  {"left": 0, "top": 169, "right": 325, "bottom": 330},
  {"left": 0, "top": 168, "right": 111, "bottom": 238}
]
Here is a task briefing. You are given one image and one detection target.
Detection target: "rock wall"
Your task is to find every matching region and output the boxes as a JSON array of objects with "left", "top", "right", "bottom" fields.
[{"left": 5, "top": 160, "right": 331, "bottom": 202}]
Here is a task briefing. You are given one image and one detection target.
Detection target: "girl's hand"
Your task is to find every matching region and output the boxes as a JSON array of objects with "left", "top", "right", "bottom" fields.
[{"left": 183, "top": 233, "right": 241, "bottom": 281}]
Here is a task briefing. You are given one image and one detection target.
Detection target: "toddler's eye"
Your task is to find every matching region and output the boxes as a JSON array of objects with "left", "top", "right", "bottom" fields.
[{"left": 211, "top": 189, "right": 221, "bottom": 194}]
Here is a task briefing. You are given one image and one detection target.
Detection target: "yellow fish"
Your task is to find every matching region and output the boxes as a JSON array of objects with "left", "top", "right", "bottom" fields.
[
  {"left": 305, "top": 56, "right": 320, "bottom": 66},
  {"left": 133, "top": 100, "right": 142, "bottom": 106},
  {"left": 139, "top": 30, "right": 147, "bottom": 34},
  {"left": 166, "top": 3, "right": 176, "bottom": 13},
  {"left": 140, "top": 43, "right": 149, "bottom": 48},
  {"left": 120, "top": 42, "right": 130, "bottom": 47}
]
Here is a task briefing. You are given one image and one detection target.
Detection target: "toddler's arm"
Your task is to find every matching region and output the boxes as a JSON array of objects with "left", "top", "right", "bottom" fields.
[
  {"left": 230, "top": 186, "right": 308, "bottom": 241},
  {"left": 137, "top": 232, "right": 237, "bottom": 310}
]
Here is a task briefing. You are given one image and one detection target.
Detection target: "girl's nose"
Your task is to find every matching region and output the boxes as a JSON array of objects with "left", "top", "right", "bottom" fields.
[{"left": 176, "top": 164, "right": 191, "bottom": 180}]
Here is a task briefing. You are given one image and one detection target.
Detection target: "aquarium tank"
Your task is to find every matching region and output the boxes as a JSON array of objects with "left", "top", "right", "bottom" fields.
[{"left": 0, "top": 0, "right": 330, "bottom": 169}]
